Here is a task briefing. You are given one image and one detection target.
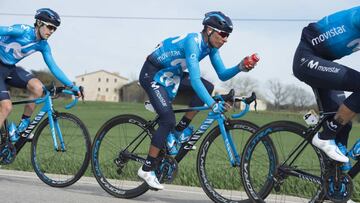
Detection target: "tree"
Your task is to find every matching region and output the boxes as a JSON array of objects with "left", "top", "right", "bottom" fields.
[
  {"left": 266, "top": 79, "right": 290, "bottom": 110},
  {"left": 287, "top": 85, "right": 315, "bottom": 109},
  {"left": 223, "top": 76, "right": 258, "bottom": 96}
]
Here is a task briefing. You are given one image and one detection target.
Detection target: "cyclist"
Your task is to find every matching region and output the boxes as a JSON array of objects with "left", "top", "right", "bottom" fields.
[
  {"left": 0, "top": 8, "right": 81, "bottom": 135},
  {"left": 293, "top": 6, "right": 360, "bottom": 165},
  {"left": 138, "top": 11, "right": 258, "bottom": 190}
]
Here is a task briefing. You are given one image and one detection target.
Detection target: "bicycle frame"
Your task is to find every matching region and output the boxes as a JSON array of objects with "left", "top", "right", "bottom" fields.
[
  {"left": 121, "top": 101, "right": 251, "bottom": 168},
  {"left": 272, "top": 112, "right": 359, "bottom": 187},
  {"left": 4, "top": 87, "right": 79, "bottom": 154}
]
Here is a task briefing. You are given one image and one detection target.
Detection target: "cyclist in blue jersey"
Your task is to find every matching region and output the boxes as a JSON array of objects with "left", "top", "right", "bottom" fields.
[
  {"left": 293, "top": 6, "right": 360, "bottom": 166},
  {"left": 0, "top": 8, "right": 81, "bottom": 134},
  {"left": 138, "top": 11, "right": 258, "bottom": 190}
]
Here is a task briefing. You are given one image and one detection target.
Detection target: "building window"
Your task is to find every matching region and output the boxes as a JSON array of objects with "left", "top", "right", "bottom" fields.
[
  {"left": 98, "top": 87, "right": 101, "bottom": 92},
  {"left": 114, "top": 78, "right": 117, "bottom": 83},
  {"left": 98, "top": 78, "right": 101, "bottom": 82},
  {"left": 81, "top": 77, "right": 84, "bottom": 81},
  {"left": 106, "top": 78, "right": 109, "bottom": 82},
  {"left": 106, "top": 88, "right": 109, "bottom": 92}
]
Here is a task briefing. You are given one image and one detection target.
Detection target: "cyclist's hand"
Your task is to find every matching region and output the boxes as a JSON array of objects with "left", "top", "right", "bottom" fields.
[
  {"left": 211, "top": 101, "right": 226, "bottom": 114},
  {"left": 70, "top": 85, "right": 82, "bottom": 97},
  {"left": 239, "top": 54, "right": 259, "bottom": 72}
]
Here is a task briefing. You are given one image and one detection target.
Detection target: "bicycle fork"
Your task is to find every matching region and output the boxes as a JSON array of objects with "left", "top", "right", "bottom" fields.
[
  {"left": 217, "top": 117, "right": 241, "bottom": 167},
  {"left": 47, "top": 111, "right": 66, "bottom": 151}
]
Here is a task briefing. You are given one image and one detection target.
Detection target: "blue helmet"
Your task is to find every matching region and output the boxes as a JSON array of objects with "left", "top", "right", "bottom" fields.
[
  {"left": 35, "top": 8, "right": 61, "bottom": 27},
  {"left": 202, "top": 11, "right": 233, "bottom": 33}
]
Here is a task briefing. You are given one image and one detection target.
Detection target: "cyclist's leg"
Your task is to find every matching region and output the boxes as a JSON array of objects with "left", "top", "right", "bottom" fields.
[
  {"left": 0, "top": 63, "right": 14, "bottom": 128},
  {"left": 176, "top": 73, "right": 214, "bottom": 131},
  {"left": 314, "top": 89, "right": 351, "bottom": 147},
  {"left": 7, "top": 67, "right": 36, "bottom": 130},
  {"left": 293, "top": 47, "right": 360, "bottom": 162},
  {"left": 138, "top": 60, "right": 175, "bottom": 189}
]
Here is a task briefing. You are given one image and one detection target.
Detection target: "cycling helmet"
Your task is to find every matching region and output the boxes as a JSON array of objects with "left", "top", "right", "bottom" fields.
[
  {"left": 202, "top": 11, "right": 233, "bottom": 33},
  {"left": 35, "top": 8, "right": 61, "bottom": 27}
]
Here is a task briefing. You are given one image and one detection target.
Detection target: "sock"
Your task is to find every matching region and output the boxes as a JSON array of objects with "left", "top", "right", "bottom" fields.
[
  {"left": 21, "top": 114, "right": 30, "bottom": 120},
  {"left": 319, "top": 118, "right": 344, "bottom": 140},
  {"left": 175, "top": 116, "right": 191, "bottom": 132},
  {"left": 142, "top": 155, "right": 157, "bottom": 172}
]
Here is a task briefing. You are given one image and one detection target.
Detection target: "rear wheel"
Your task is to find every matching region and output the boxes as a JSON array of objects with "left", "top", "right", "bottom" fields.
[{"left": 91, "top": 114, "right": 154, "bottom": 198}]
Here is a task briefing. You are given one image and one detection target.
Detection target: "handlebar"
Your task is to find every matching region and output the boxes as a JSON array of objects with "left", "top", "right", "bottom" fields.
[
  {"left": 231, "top": 92, "right": 257, "bottom": 119},
  {"left": 37, "top": 84, "right": 84, "bottom": 109}
]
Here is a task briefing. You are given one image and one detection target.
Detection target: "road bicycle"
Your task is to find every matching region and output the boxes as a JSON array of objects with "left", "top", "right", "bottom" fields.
[
  {"left": 240, "top": 89, "right": 359, "bottom": 202},
  {"left": 0, "top": 84, "right": 91, "bottom": 187},
  {"left": 91, "top": 89, "right": 262, "bottom": 202}
]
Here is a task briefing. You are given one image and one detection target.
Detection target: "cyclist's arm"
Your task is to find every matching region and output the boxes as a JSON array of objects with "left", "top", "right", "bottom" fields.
[
  {"left": 0, "top": 25, "right": 25, "bottom": 37},
  {"left": 209, "top": 49, "right": 240, "bottom": 81},
  {"left": 41, "top": 43, "right": 73, "bottom": 87},
  {"left": 185, "top": 37, "right": 216, "bottom": 107}
]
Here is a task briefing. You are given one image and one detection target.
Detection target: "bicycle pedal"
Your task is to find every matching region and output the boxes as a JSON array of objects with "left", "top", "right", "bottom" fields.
[{"left": 149, "top": 187, "right": 159, "bottom": 191}]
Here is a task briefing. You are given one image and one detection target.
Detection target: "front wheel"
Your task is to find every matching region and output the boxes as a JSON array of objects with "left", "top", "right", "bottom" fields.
[
  {"left": 197, "top": 119, "right": 260, "bottom": 203},
  {"left": 31, "top": 112, "right": 91, "bottom": 187}
]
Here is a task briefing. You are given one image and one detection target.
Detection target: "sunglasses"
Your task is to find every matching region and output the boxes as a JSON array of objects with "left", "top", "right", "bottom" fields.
[
  {"left": 41, "top": 21, "right": 57, "bottom": 31},
  {"left": 209, "top": 26, "right": 230, "bottom": 38}
]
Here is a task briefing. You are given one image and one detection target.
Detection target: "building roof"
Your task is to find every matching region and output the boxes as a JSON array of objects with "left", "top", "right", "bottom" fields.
[{"left": 76, "top": 69, "right": 129, "bottom": 81}]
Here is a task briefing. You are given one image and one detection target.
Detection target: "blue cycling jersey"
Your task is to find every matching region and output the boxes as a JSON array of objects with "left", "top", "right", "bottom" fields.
[
  {"left": 301, "top": 6, "right": 360, "bottom": 60},
  {"left": 0, "top": 24, "right": 73, "bottom": 86},
  {"left": 148, "top": 32, "right": 240, "bottom": 106}
]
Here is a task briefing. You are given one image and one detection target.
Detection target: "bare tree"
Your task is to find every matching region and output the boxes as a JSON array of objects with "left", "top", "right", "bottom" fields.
[
  {"left": 266, "top": 79, "right": 290, "bottom": 110},
  {"left": 223, "top": 76, "right": 258, "bottom": 96},
  {"left": 287, "top": 85, "right": 315, "bottom": 109}
]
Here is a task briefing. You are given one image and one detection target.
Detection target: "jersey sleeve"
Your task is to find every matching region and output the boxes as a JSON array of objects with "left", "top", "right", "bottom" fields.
[
  {"left": 185, "top": 35, "right": 215, "bottom": 107},
  {"left": 352, "top": 8, "right": 360, "bottom": 30},
  {"left": 0, "top": 25, "right": 26, "bottom": 37},
  {"left": 41, "top": 43, "right": 73, "bottom": 87},
  {"left": 209, "top": 49, "right": 240, "bottom": 81}
]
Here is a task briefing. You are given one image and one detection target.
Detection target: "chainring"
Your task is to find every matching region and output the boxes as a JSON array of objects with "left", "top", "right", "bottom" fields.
[
  {"left": 323, "top": 172, "right": 353, "bottom": 203},
  {"left": 0, "top": 142, "right": 17, "bottom": 165},
  {"left": 155, "top": 155, "right": 178, "bottom": 184}
]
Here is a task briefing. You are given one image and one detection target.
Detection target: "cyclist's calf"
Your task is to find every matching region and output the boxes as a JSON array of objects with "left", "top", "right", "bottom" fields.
[{"left": 151, "top": 112, "right": 176, "bottom": 149}]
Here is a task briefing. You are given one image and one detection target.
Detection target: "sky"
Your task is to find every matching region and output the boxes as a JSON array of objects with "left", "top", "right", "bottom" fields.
[{"left": 1, "top": 0, "right": 360, "bottom": 95}]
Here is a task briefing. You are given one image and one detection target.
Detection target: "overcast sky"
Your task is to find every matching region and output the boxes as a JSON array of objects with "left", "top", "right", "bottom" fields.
[{"left": 1, "top": 0, "right": 360, "bottom": 95}]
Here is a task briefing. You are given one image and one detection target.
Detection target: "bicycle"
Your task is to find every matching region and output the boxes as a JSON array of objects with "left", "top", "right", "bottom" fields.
[
  {"left": 91, "top": 89, "right": 262, "bottom": 202},
  {"left": 240, "top": 89, "right": 359, "bottom": 202},
  {"left": 0, "top": 84, "right": 91, "bottom": 187}
]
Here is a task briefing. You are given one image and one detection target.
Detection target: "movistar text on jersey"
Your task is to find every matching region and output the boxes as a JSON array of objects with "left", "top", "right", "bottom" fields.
[{"left": 311, "top": 25, "right": 346, "bottom": 46}]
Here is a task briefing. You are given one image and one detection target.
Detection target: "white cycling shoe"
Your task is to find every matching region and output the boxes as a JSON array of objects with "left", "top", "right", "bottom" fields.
[
  {"left": 137, "top": 167, "right": 164, "bottom": 190},
  {"left": 312, "top": 133, "right": 349, "bottom": 163}
]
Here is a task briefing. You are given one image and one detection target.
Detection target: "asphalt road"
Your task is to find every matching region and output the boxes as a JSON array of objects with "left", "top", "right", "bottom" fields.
[{"left": 0, "top": 169, "right": 212, "bottom": 203}]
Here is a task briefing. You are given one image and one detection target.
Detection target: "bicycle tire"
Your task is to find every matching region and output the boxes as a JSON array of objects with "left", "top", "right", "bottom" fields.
[
  {"left": 31, "top": 112, "right": 91, "bottom": 187},
  {"left": 241, "top": 121, "right": 325, "bottom": 203},
  {"left": 197, "top": 119, "right": 262, "bottom": 203},
  {"left": 91, "top": 114, "right": 154, "bottom": 199}
]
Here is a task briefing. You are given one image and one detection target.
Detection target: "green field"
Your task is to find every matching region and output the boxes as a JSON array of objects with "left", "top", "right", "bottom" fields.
[{"left": 2, "top": 99, "right": 359, "bottom": 201}]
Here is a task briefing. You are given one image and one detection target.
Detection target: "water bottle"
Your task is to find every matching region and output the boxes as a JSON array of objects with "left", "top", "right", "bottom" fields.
[
  {"left": 178, "top": 125, "right": 194, "bottom": 143},
  {"left": 243, "top": 53, "right": 260, "bottom": 68},
  {"left": 337, "top": 143, "right": 351, "bottom": 171},
  {"left": 8, "top": 122, "right": 19, "bottom": 143},
  {"left": 166, "top": 132, "right": 178, "bottom": 155},
  {"left": 348, "top": 139, "right": 360, "bottom": 161}
]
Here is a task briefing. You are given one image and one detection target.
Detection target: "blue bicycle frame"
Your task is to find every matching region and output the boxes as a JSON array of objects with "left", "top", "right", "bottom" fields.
[
  {"left": 173, "top": 97, "right": 251, "bottom": 165},
  {"left": 10, "top": 87, "right": 79, "bottom": 153}
]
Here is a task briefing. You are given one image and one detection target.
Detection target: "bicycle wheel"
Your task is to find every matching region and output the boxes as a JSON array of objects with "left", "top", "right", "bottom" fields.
[
  {"left": 31, "top": 112, "right": 91, "bottom": 187},
  {"left": 91, "top": 114, "right": 154, "bottom": 199},
  {"left": 197, "top": 119, "right": 260, "bottom": 203},
  {"left": 241, "top": 121, "right": 325, "bottom": 203}
]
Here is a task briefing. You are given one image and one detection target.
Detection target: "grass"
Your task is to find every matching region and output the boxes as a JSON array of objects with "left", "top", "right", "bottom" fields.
[{"left": 2, "top": 99, "right": 359, "bottom": 201}]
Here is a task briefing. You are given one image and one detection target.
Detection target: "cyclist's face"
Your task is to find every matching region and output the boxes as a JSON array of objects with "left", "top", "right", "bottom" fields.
[
  {"left": 209, "top": 28, "right": 229, "bottom": 48},
  {"left": 39, "top": 22, "right": 56, "bottom": 40}
]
